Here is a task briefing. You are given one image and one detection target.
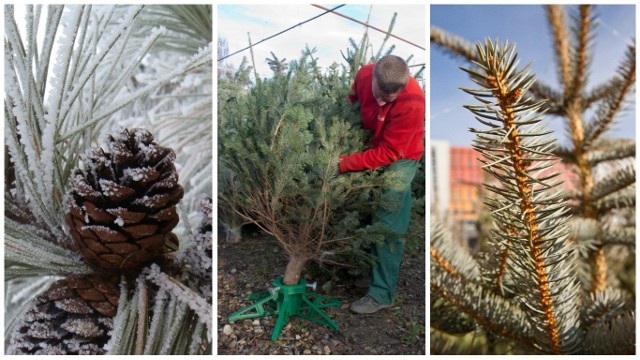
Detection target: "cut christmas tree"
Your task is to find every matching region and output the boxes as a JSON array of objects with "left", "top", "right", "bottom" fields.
[
  {"left": 219, "top": 48, "right": 394, "bottom": 286},
  {"left": 219, "top": 48, "right": 397, "bottom": 339}
]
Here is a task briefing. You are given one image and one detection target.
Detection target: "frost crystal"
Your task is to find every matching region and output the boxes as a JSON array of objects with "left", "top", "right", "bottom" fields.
[
  {"left": 109, "top": 127, "right": 130, "bottom": 143},
  {"left": 123, "top": 167, "right": 146, "bottom": 181},
  {"left": 55, "top": 298, "right": 92, "bottom": 314},
  {"left": 61, "top": 317, "right": 103, "bottom": 337},
  {"left": 72, "top": 174, "right": 99, "bottom": 197},
  {"left": 27, "top": 322, "right": 62, "bottom": 340},
  {"left": 133, "top": 194, "right": 165, "bottom": 208},
  {"left": 99, "top": 179, "right": 118, "bottom": 196},
  {"left": 82, "top": 206, "right": 89, "bottom": 223}
]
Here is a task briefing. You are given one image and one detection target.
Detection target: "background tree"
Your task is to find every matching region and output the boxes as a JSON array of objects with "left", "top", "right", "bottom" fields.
[
  {"left": 430, "top": 5, "right": 635, "bottom": 354},
  {"left": 217, "top": 36, "right": 253, "bottom": 243},
  {"left": 5, "top": 5, "right": 212, "bottom": 354}
]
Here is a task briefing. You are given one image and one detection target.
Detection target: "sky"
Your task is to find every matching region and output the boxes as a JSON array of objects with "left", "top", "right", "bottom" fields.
[
  {"left": 430, "top": 4, "right": 636, "bottom": 146},
  {"left": 217, "top": 4, "right": 426, "bottom": 81}
]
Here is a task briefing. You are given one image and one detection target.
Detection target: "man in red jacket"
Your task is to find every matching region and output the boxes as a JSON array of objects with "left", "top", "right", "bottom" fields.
[{"left": 339, "top": 55, "right": 424, "bottom": 314}]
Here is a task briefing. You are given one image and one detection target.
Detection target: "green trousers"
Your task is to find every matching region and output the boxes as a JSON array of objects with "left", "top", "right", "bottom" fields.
[{"left": 368, "top": 159, "right": 418, "bottom": 304}]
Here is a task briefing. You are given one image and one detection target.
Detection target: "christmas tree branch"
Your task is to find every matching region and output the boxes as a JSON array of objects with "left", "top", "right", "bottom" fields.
[
  {"left": 583, "top": 312, "right": 635, "bottom": 354},
  {"left": 546, "top": 5, "right": 573, "bottom": 91},
  {"left": 592, "top": 164, "right": 635, "bottom": 201},
  {"left": 582, "top": 289, "right": 629, "bottom": 333},
  {"left": 569, "top": 5, "right": 593, "bottom": 98},
  {"left": 432, "top": 6, "right": 635, "bottom": 354},
  {"left": 597, "top": 187, "right": 635, "bottom": 213},
  {"left": 59, "top": 43, "right": 212, "bottom": 142},
  {"left": 431, "top": 25, "right": 563, "bottom": 114},
  {"left": 146, "top": 264, "right": 212, "bottom": 332},
  {"left": 584, "top": 43, "right": 636, "bottom": 148},
  {"left": 587, "top": 139, "right": 635, "bottom": 165},
  {"left": 484, "top": 231, "right": 513, "bottom": 295},
  {"left": 431, "top": 267, "right": 534, "bottom": 350},
  {"left": 429, "top": 220, "right": 480, "bottom": 280},
  {"left": 5, "top": 218, "right": 92, "bottom": 279},
  {"left": 460, "top": 38, "right": 582, "bottom": 354}
]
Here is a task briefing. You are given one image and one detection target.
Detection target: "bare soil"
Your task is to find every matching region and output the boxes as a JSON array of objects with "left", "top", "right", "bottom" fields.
[{"left": 217, "top": 221, "right": 425, "bottom": 355}]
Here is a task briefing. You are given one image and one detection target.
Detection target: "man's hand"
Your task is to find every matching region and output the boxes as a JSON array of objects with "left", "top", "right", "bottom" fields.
[{"left": 338, "top": 155, "right": 349, "bottom": 173}]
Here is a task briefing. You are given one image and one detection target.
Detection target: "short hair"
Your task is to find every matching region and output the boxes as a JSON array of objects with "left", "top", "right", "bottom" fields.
[{"left": 373, "top": 55, "right": 410, "bottom": 94}]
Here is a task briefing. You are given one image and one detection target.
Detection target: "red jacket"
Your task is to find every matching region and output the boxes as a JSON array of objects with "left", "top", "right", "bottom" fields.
[{"left": 339, "top": 64, "right": 425, "bottom": 172}]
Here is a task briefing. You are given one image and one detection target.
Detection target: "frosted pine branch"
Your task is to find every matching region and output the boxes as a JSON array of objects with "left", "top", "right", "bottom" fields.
[
  {"left": 5, "top": 219, "right": 92, "bottom": 278},
  {"left": 41, "top": 6, "right": 84, "bottom": 219},
  {"left": 159, "top": 296, "right": 184, "bottom": 355},
  {"left": 146, "top": 264, "right": 212, "bottom": 331},
  {"left": 60, "top": 43, "right": 212, "bottom": 141},
  {"left": 105, "top": 277, "right": 131, "bottom": 354},
  {"left": 59, "top": 8, "right": 161, "bottom": 125},
  {"left": 143, "top": 288, "right": 169, "bottom": 354}
]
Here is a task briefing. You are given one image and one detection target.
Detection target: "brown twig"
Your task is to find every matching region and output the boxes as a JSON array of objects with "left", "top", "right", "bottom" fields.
[
  {"left": 135, "top": 279, "right": 148, "bottom": 355},
  {"left": 270, "top": 112, "right": 286, "bottom": 150}
]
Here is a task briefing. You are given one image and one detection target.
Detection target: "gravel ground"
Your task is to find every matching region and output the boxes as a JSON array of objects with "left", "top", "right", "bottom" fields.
[{"left": 217, "top": 221, "right": 425, "bottom": 355}]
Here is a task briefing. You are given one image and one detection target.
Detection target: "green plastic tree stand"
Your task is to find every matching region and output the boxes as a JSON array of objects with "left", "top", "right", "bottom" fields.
[{"left": 228, "top": 277, "right": 342, "bottom": 341}]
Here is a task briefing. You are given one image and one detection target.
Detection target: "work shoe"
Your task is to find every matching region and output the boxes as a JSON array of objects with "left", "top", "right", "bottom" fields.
[{"left": 349, "top": 295, "right": 393, "bottom": 314}]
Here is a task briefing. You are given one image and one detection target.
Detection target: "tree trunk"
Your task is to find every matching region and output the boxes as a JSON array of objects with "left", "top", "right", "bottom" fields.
[{"left": 282, "top": 256, "right": 307, "bottom": 285}]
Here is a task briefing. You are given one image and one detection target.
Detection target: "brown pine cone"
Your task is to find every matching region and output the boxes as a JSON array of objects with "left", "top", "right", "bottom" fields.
[
  {"left": 65, "top": 128, "right": 183, "bottom": 269},
  {"left": 10, "top": 275, "right": 120, "bottom": 355}
]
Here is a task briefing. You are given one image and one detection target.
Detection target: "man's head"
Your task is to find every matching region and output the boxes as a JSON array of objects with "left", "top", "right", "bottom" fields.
[{"left": 372, "top": 55, "right": 410, "bottom": 106}]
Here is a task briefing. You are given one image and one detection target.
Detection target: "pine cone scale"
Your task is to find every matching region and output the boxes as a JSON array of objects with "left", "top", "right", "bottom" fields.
[
  {"left": 84, "top": 201, "right": 115, "bottom": 222},
  {"left": 136, "top": 234, "right": 165, "bottom": 250},
  {"left": 80, "top": 236, "right": 111, "bottom": 254},
  {"left": 154, "top": 172, "right": 178, "bottom": 189},
  {"left": 123, "top": 223, "right": 158, "bottom": 239},
  {"left": 109, "top": 142, "right": 134, "bottom": 166},
  {"left": 71, "top": 175, "right": 100, "bottom": 200},
  {"left": 106, "top": 207, "right": 146, "bottom": 224},
  {"left": 61, "top": 317, "right": 104, "bottom": 338},
  {"left": 151, "top": 207, "right": 177, "bottom": 221},
  {"left": 105, "top": 242, "right": 140, "bottom": 255},
  {"left": 26, "top": 323, "right": 61, "bottom": 339},
  {"left": 65, "top": 129, "right": 183, "bottom": 269},
  {"left": 105, "top": 294, "right": 120, "bottom": 307},
  {"left": 122, "top": 167, "right": 160, "bottom": 186},
  {"left": 76, "top": 288, "right": 106, "bottom": 302},
  {"left": 157, "top": 216, "right": 180, "bottom": 234},
  {"left": 65, "top": 276, "right": 93, "bottom": 289},
  {"left": 11, "top": 275, "right": 119, "bottom": 355},
  {"left": 55, "top": 298, "right": 92, "bottom": 315},
  {"left": 99, "top": 180, "right": 136, "bottom": 202},
  {"left": 73, "top": 219, "right": 95, "bottom": 239},
  {"left": 68, "top": 202, "right": 85, "bottom": 220},
  {"left": 132, "top": 193, "right": 172, "bottom": 210},
  {"left": 89, "top": 302, "right": 117, "bottom": 317},
  {"left": 84, "top": 226, "right": 127, "bottom": 243},
  {"left": 46, "top": 286, "right": 74, "bottom": 301},
  {"left": 98, "top": 254, "right": 126, "bottom": 267}
]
